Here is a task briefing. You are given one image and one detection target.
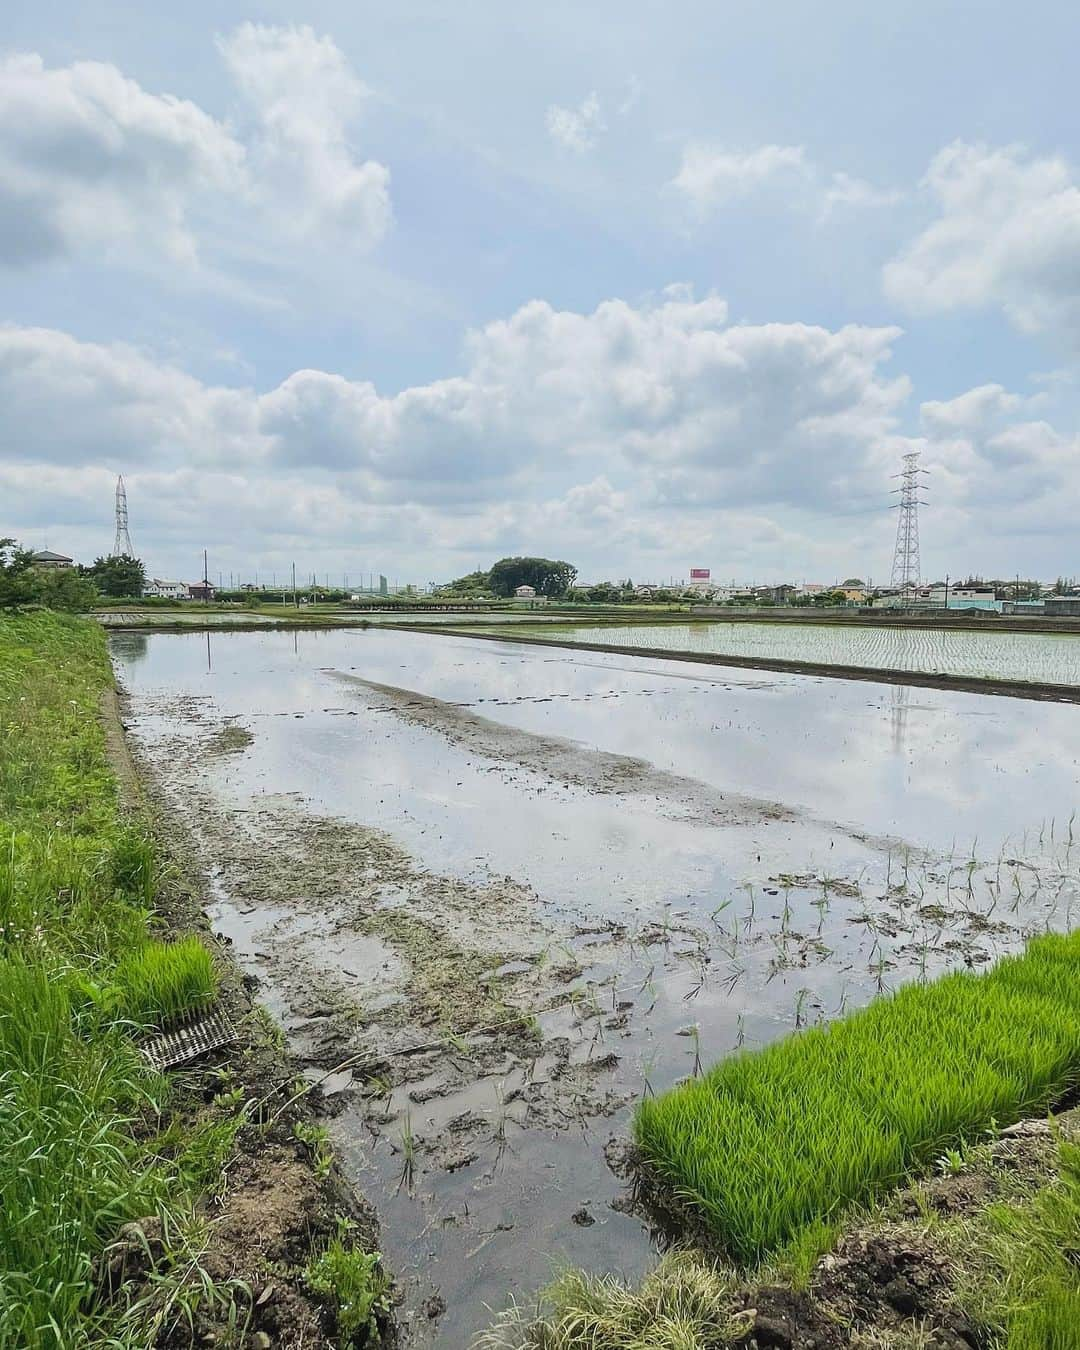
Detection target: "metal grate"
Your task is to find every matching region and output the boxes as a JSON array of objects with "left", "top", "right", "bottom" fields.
[{"left": 140, "top": 1006, "right": 237, "bottom": 1071}]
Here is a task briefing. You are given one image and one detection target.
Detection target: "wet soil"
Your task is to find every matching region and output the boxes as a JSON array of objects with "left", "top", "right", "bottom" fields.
[{"left": 100, "top": 687, "right": 389, "bottom": 1349}]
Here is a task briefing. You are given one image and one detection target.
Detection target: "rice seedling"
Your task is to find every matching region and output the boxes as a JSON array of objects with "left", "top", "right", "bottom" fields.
[
  {"left": 636, "top": 930, "right": 1080, "bottom": 1265},
  {"left": 109, "top": 936, "right": 217, "bottom": 1029}
]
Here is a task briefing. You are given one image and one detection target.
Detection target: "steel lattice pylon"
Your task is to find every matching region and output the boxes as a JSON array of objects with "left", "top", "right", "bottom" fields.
[
  {"left": 113, "top": 475, "right": 134, "bottom": 557},
  {"left": 890, "top": 452, "right": 928, "bottom": 589}
]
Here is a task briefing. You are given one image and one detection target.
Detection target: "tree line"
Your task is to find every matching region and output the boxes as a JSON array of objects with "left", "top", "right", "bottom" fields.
[{"left": 0, "top": 541, "right": 146, "bottom": 611}]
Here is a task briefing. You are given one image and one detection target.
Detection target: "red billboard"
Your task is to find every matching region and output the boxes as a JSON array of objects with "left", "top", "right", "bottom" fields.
[{"left": 689, "top": 568, "right": 710, "bottom": 580}]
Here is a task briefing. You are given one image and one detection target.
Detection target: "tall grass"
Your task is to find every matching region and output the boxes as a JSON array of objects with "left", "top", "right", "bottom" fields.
[
  {"left": 636, "top": 930, "right": 1080, "bottom": 1263},
  {"left": 0, "top": 612, "right": 218, "bottom": 1347}
]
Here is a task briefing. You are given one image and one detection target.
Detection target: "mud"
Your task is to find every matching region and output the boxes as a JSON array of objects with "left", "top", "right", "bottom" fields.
[
  {"left": 337, "top": 672, "right": 797, "bottom": 828},
  {"left": 99, "top": 693, "right": 389, "bottom": 1349}
]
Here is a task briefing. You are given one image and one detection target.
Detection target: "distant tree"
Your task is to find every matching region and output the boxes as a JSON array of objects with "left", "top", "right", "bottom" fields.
[
  {"left": 437, "top": 569, "right": 494, "bottom": 597},
  {"left": 32, "top": 567, "right": 98, "bottom": 612},
  {"left": 0, "top": 539, "right": 37, "bottom": 609},
  {"left": 0, "top": 539, "right": 97, "bottom": 611},
  {"left": 84, "top": 554, "right": 146, "bottom": 598},
  {"left": 487, "top": 556, "right": 578, "bottom": 598},
  {"left": 587, "top": 582, "right": 619, "bottom": 603}
]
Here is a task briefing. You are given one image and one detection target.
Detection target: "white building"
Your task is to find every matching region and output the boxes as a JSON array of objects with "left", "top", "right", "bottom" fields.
[
  {"left": 143, "top": 578, "right": 188, "bottom": 600},
  {"left": 514, "top": 584, "right": 537, "bottom": 599}
]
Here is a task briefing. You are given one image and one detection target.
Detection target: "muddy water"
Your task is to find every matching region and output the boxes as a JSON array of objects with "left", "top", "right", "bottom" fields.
[
  {"left": 110, "top": 626, "right": 1080, "bottom": 1347},
  {"left": 482, "top": 619, "right": 1080, "bottom": 686}
]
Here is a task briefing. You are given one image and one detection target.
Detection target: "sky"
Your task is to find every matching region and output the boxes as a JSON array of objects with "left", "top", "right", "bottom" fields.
[{"left": 2, "top": 0, "right": 1078, "bottom": 586}]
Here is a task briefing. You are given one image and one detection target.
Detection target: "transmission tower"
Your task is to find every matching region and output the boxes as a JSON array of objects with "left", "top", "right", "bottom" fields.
[
  {"left": 890, "top": 451, "right": 928, "bottom": 589},
  {"left": 113, "top": 475, "right": 134, "bottom": 557}
]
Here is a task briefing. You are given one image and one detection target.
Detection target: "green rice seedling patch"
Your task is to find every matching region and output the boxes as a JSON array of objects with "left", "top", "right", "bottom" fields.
[{"left": 635, "top": 931, "right": 1080, "bottom": 1264}]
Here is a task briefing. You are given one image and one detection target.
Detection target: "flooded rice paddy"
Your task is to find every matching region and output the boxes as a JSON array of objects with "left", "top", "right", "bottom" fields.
[
  {"left": 481, "top": 619, "right": 1080, "bottom": 686},
  {"left": 109, "top": 626, "right": 1080, "bottom": 1347}
]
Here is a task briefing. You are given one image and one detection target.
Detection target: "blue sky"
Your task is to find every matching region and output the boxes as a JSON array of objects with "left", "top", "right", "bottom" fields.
[{"left": 2, "top": 1, "right": 1078, "bottom": 584}]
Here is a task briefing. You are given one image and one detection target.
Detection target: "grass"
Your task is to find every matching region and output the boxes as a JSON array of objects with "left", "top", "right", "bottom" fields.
[
  {"left": 475, "top": 1250, "right": 739, "bottom": 1349},
  {"left": 304, "top": 1221, "right": 390, "bottom": 1344},
  {"left": 974, "top": 1135, "right": 1080, "bottom": 1348},
  {"left": 0, "top": 611, "right": 222, "bottom": 1347},
  {"left": 636, "top": 929, "right": 1080, "bottom": 1264}
]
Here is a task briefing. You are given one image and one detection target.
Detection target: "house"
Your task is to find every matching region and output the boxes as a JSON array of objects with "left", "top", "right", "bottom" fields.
[
  {"left": 30, "top": 550, "right": 73, "bottom": 569},
  {"left": 514, "top": 584, "right": 537, "bottom": 599},
  {"left": 143, "top": 578, "right": 187, "bottom": 600},
  {"left": 187, "top": 581, "right": 216, "bottom": 601}
]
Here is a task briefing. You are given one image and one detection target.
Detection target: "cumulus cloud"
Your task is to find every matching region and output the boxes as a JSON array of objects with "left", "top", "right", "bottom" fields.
[
  {"left": 884, "top": 141, "right": 1080, "bottom": 343},
  {"left": 13, "top": 290, "right": 1077, "bottom": 578},
  {"left": 0, "top": 29, "right": 390, "bottom": 270},
  {"left": 0, "top": 52, "right": 244, "bottom": 265},
  {"left": 917, "top": 382, "right": 1080, "bottom": 529},
  {"left": 671, "top": 144, "right": 898, "bottom": 221},
  {"left": 0, "top": 291, "right": 909, "bottom": 521},
  {"left": 546, "top": 92, "right": 606, "bottom": 153},
  {"left": 217, "top": 23, "right": 391, "bottom": 245}
]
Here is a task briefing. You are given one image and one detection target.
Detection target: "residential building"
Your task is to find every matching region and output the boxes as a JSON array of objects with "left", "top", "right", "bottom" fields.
[
  {"left": 30, "top": 550, "right": 73, "bottom": 569},
  {"left": 514, "top": 584, "right": 537, "bottom": 599},
  {"left": 143, "top": 578, "right": 188, "bottom": 600},
  {"left": 187, "top": 582, "right": 216, "bottom": 601}
]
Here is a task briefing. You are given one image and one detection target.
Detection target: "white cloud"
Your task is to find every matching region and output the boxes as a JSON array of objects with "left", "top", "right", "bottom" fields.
[
  {"left": 0, "top": 31, "right": 391, "bottom": 271},
  {"left": 0, "top": 52, "right": 244, "bottom": 266},
  {"left": 918, "top": 382, "right": 1080, "bottom": 528},
  {"left": 820, "top": 171, "right": 902, "bottom": 219},
  {"left": 217, "top": 23, "right": 391, "bottom": 245},
  {"left": 12, "top": 293, "right": 1078, "bottom": 579},
  {"left": 884, "top": 141, "right": 1080, "bottom": 343},
  {"left": 0, "top": 291, "right": 908, "bottom": 519},
  {"left": 672, "top": 144, "right": 810, "bottom": 210},
  {"left": 671, "top": 143, "right": 899, "bottom": 223},
  {"left": 546, "top": 92, "right": 606, "bottom": 153}
]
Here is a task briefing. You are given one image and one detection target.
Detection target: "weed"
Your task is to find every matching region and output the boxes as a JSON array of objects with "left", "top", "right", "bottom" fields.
[
  {"left": 304, "top": 1220, "right": 389, "bottom": 1344},
  {"left": 293, "top": 1120, "right": 333, "bottom": 1180}
]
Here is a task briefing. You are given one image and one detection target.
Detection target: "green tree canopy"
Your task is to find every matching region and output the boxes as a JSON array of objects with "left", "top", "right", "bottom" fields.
[
  {"left": 487, "top": 556, "right": 577, "bottom": 598},
  {"left": 0, "top": 539, "right": 97, "bottom": 612},
  {"left": 84, "top": 554, "right": 146, "bottom": 598}
]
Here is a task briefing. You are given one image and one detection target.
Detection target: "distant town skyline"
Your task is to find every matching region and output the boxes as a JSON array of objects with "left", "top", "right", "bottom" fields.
[{"left": 2, "top": 3, "right": 1079, "bottom": 581}]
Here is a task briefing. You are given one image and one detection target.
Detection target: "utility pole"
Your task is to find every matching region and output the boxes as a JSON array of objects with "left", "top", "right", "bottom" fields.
[
  {"left": 944, "top": 573, "right": 950, "bottom": 610},
  {"left": 291, "top": 562, "right": 297, "bottom": 609},
  {"left": 203, "top": 550, "right": 209, "bottom": 606}
]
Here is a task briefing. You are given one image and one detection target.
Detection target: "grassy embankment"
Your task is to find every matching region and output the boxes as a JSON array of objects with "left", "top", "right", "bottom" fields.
[
  {"left": 0, "top": 611, "right": 386, "bottom": 1347},
  {"left": 0, "top": 611, "right": 222, "bottom": 1345}
]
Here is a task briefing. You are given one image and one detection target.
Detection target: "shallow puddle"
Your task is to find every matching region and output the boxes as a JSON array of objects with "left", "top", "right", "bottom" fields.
[{"left": 112, "top": 627, "right": 1080, "bottom": 1346}]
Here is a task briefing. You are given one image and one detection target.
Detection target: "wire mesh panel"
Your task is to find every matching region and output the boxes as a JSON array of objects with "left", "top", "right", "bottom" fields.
[{"left": 140, "top": 1006, "right": 237, "bottom": 1071}]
